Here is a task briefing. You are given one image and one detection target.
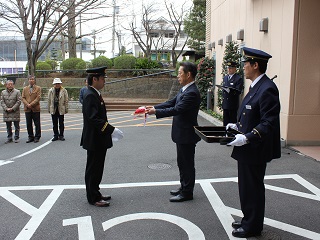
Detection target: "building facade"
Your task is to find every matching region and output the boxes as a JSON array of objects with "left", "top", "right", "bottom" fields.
[
  {"left": 0, "top": 36, "right": 92, "bottom": 75},
  {"left": 206, "top": 0, "right": 320, "bottom": 145}
]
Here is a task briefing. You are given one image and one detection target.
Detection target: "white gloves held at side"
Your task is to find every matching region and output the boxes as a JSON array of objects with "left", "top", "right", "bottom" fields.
[
  {"left": 112, "top": 128, "right": 124, "bottom": 142},
  {"left": 227, "top": 134, "right": 248, "bottom": 146}
]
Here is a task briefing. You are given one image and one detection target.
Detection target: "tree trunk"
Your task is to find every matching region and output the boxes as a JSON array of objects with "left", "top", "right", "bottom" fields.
[{"left": 68, "top": 0, "right": 77, "bottom": 58}]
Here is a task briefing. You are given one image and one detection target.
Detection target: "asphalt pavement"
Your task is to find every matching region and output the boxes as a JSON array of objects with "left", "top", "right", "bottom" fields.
[{"left": 0, "top": 112, "right": 319, "bottom": 240}]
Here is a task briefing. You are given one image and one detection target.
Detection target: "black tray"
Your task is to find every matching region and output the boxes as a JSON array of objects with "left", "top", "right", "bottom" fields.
[{"left": 194, "top": 126, "right": 241, "bottom": 144}]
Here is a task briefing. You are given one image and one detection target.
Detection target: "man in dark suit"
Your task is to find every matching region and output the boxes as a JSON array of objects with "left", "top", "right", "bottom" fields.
[
  {"left": 81, "top": 66, "right": 123, "bottom": 207},
  {"left": 226, "top": 47, "right": 281, "bottom": 238},
  {"left": 146, "top": 62, "right": 201, "bottom": 202},
  {"left": 221, "top": 61, "right": 243, "bottom": 126}
]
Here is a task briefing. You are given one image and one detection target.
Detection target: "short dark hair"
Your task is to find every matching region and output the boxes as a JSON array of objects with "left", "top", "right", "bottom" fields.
[
  {"left": 86, "top": 74, "right": 100, "bottom": 86},
  {"left": 248, "top": 60, "right": 268, "bottom": 73},
  {"left": 179, "top": 62, "right": 197, "bottom": 79}
]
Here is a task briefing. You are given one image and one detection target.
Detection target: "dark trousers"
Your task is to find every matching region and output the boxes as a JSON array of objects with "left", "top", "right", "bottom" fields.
[
  {"left": 25, "top": 111, "right": 41, "bottom": 139},
  {"left": 51, "top": 111, "right": 64, "bottom": 137},
  {"left": 238, "top": 161, "right": 267, "bottom": 233},
  {"left": 223, "top": 109, "right": 237, "bottom": 126},
  {"left": 6, "top": 121, "right": 20, "bottom": 140},
  {"left": 85, "top": 149, "right": 107, "bottom": 204},
  {"left": 176, "top": 143, "right": 196, "bottom": 196}
]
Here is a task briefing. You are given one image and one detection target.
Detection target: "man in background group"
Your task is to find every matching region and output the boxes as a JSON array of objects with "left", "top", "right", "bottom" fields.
[
  {"left": 0, "top": 80, "right": 21, "bottom": 143},
  {"left": 48, "top": 78, "right": 69, "bottom": 141},
  {"left": 22, "top": 75, "right": 42, "bottom": 143}
]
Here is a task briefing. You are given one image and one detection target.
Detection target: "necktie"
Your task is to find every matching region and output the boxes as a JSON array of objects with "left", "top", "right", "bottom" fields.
[{"left": 99, "top": 94, "right": 104, "bottom": 103}]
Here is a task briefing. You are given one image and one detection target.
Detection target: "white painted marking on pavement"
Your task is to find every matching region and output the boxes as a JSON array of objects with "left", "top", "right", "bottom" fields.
[
  {"left": 199, "top": 180, "right": 238, "bottom": 239},
  {"left": 0, "top": 160, "right": 14, "bottom": 166},
  {"left": 8, "top": 139, "right": 52, "bottom": 161},
  {"left": 63, "top": 216, "right": 95, "bottom": 240},
  {"left": 15, "top": 187, "right": 64, "bottom": 240},
  {"left": 0, "top": 190, "right": 37, "bottom": 215},
  {"left": 227, "top": 207, "right": 320, "bottom": 240},
  {"left": 102, "top": 212, "right": 205, "bottom": 240}
]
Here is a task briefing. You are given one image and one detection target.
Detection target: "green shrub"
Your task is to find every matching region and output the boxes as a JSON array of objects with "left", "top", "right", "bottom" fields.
[
  {"left": 35, "top": 61, "right": 52, "bottom": 77},
  {"left": 45, "top": 59, "right": 58, "bottom": 70},
  {"left": 91, "top": 56, "right": 113, "bottom": 68},
  {"left": 195, "top": 57, "right": 215, "bottom": 110},
  {"left": 113, "top": 55, "right": 136, "bottom": 69},
  {"left": 60, "top": 58, "right": 86, "bottom": 70},
  {"left": 36, "top": 61, "right": 52, "bottom": 70}
]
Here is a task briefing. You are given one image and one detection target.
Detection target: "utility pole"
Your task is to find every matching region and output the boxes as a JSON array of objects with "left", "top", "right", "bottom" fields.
[{"left": 112, "top": 0, "right": 116, "bottom": 58}]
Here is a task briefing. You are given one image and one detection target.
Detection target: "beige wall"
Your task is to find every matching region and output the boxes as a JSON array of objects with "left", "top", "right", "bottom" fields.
[{"left": 207, "top": 0, "right": 320, "bottom": 145}]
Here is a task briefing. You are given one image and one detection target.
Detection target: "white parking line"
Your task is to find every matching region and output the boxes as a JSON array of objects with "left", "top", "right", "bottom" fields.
[{"left": 0, "top": 174, "right": 319, "bottom": 240}]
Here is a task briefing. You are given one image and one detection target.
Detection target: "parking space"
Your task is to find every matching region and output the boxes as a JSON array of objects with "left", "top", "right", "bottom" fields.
[{"left": 0, "top": 112, "right": 319, "bottom": 239}]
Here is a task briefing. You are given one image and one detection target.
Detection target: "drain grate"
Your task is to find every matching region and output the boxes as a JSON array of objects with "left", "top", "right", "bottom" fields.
[{"left": 148, "top": 163, "right": 172, "bottom": 170}]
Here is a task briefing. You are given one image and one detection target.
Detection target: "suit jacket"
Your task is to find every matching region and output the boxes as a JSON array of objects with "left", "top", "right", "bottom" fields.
[
  {"left": 222, "top": 73, "right": 243, "bottom": 110},
  {"left": 231, "top": 75, "right": 281, "bottom": 164},
  {"left": 155, "top": 83, "right": 201, "bottom": 144},
  {"left": 80, "top": 86, "right": 115, "bottom": 151},
  {"left": 21, "top": 85, "right": 41, "bottom": 112}
]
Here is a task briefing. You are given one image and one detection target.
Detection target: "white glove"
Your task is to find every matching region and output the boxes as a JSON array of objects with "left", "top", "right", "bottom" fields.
[
  {"left": 222, "top": 87, "right": 230, "bottom": 93},
  {"left": 226, "top": 123, "right": 238, "bottom": 131},
  {"left": 227, "top": 134, "right": 248, "bottom": 146},
  {"left": 111, "top": 128, "right": 124, "bottom": 142}
]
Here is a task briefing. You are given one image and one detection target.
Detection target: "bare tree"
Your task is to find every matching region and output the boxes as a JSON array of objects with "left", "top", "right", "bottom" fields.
[
  {"left": 165, "top": 1, "right": 189, "bottom": 68},
  {"left": 0, "top": 0, "right": 109, "bottom": 75},
  {"left": 126, "top": 4, "right": 156, "bottom": 60},
  {"left": 124, "top": 1, "right": 189, "bottom": 67}
]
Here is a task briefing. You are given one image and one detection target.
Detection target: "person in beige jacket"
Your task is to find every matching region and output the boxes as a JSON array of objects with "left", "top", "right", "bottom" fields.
[
  {"left": 48, "top": 78, "right": 69, "bottom": 141},
  {"left": 22, "top": 75, "right": 42, "bottom": 143}
]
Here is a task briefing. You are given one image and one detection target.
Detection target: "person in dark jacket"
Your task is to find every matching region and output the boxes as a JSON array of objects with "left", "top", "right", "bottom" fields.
[
  {"left": 80, "top": 66, "right": 123, "bottom": 207},
  {"left": 147, "top": 62, "right": 201, "bottom": 202},
  {"left": 221, "top": 61, "right": 243, "bottom": 126},
  {"left": 226, "top": 47, "right": 281, "bottom": 238}
]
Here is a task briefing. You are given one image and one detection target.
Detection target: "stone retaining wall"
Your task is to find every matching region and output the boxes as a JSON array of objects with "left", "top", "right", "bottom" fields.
[{"left": 13, "top": 77, "right": 175, "bottom": 99}]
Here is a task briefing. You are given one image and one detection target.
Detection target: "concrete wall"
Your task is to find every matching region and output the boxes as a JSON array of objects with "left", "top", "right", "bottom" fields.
[{"left": 207, "top": 0, "right": 320, "bottom": 145}]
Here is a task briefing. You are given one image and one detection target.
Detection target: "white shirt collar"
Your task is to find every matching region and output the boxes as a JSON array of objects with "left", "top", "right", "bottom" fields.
[
  {"left": 90, "top": 86, "right": 101, "bottom": 95},
  {"left": 182, "top": 81, "right": 195, "bottom": 92},
  {"left": 251, "top": 74, "right": 265, "bottom": 88}
]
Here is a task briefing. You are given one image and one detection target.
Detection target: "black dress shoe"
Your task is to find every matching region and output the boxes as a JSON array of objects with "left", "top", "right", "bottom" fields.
[
  {"left": 52, "top": 137, "right": 59, "bottom": 141},
  {"left": 232, "top": 227, "right": 261, "bottom": 238},
  {"left": 92, "top": 200, "right": 110, "bottom": 207},
  {"left": 34, "top": 138, "right": 39, "bottom": 143},
  {"left": 101, "top": 195, "right": 111, "bottom": 201},
  {"left": 26, "top": 138, "right": 34, "bottom": 143},
  {"left": 232, "top": 221, "right": 242, "bottom": 229},
  {"left": 170, "top": 189, "right": 181, "bottom": 196},
  {"left": 59, "top": 136, "right": 65, "bottom": 141},
  {"left": 169, "top": 194, "right": 193, "bottom": 202}
]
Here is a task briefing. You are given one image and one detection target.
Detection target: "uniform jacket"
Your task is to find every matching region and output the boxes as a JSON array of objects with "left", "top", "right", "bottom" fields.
[
  {"left": 222, "top": 73, "right": 243, "bottom": 110},
  {"left": 21, "top": 85, "right": 41, "bottom": 112},
  {"left": 155, "top": 83, "right": 201, "bottom": 144},
  {"left": 48, "top": 87, "right": 69, "bottom": 115},
  {"left": 231, "top": 75, "right": 281, "bottom": 164},
  {"left": 1, "top": 88, "right": 21, "bottom": 122},
  {"left": 80, "top": 86, "right": 115, "bottom": 151}
]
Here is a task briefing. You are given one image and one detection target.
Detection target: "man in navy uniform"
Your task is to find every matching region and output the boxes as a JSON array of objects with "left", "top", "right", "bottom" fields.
[
  {"left": 81, "top": 66, "right": 123, "bottom": 207},
  {"left": 221, "top": 61, "right": 243, "bottom": 126},
  {"left": 146, "top": 62, "right": 201, "bottom": 202},
  {"left": 226, "top": 47, "right": 281, "bottom": 238}
]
